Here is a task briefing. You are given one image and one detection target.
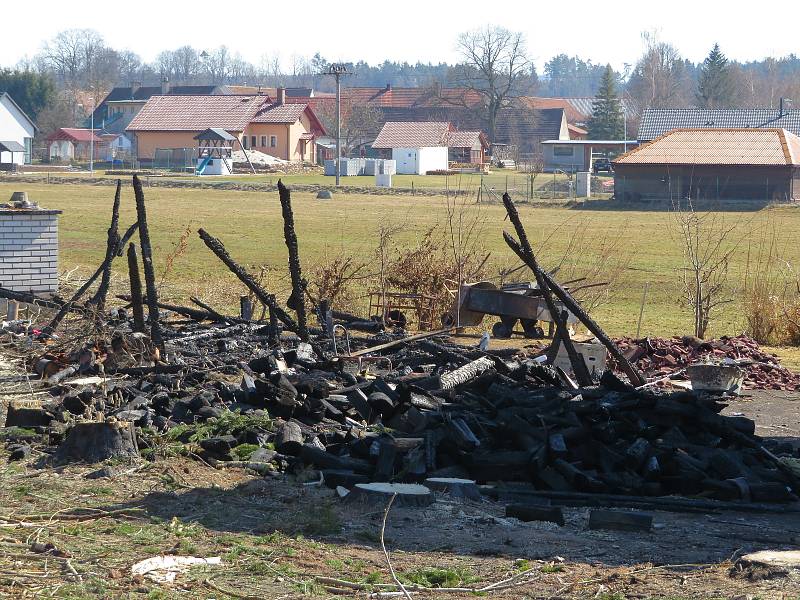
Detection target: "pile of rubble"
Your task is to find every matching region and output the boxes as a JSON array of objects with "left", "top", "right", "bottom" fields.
[
  {"left": 1, "top": 178, "right": 798, "bottom": 511},
  {"left": 617, "top": 335, "right": 800, "bottom": 391}
]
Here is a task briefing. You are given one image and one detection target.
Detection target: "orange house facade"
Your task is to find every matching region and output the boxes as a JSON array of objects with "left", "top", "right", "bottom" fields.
[{"left": 126, "top": 91, "right": 324, "bottom": 164}]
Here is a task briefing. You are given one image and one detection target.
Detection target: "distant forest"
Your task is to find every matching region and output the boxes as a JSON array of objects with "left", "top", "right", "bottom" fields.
[{"left": 3, "top": 28, "right": 800, "bottom": 136}]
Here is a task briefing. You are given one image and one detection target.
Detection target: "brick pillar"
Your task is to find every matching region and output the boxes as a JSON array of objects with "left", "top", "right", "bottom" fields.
[{"left": 0, "top": 208, "right": 61, "bottom": 295}]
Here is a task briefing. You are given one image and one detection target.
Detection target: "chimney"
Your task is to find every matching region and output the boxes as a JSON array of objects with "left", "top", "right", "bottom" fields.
[
  {"left": 385, "top": 83, "right": 392, "bottom": 92},
  {"left": 161, "top": 76, "right": 170, "bottom": 95},
  {"left": 277, "top": 86, "right": 286, "bottom": 105},
  {"left": 780, "top": 97, "right": 793, "bottom": 117},
  {"left": 131, "top": 81, "right": 141, "bottom": 98}
]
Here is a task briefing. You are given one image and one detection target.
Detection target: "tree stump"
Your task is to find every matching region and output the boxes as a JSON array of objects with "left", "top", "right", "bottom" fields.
[
  {"left": 347, "top": 483, "right": 434, "bottom": 507},
  {"left": 424, "top": 477, "right": 481, "bottom": 500},
  {"left": 53, "top": 421, "right": 139, "bottom": 464}
]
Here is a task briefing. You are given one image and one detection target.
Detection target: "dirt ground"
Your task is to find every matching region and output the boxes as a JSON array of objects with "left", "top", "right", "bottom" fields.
[{"left": 1, "top": 353, "right": 800, "bottom": 599}]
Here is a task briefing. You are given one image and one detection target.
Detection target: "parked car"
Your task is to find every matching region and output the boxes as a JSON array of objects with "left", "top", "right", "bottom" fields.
[{"left": 593, "top": 158, "right": 613, "bottom": 174}]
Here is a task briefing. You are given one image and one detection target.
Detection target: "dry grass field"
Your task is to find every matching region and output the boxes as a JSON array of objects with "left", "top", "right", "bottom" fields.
[{"left": 2, "top": 179, "right": 800, "bottom": 362}]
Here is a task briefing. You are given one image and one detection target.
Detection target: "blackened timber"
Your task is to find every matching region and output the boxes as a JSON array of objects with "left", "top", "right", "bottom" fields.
[
  {"left": 132, "top": 175, "right": 163, "bottom": 351},
  {"left": 197, "top": 228, "right": 298, "bottom": 333},
  {"left": 190, "top": 296, "right": 248, "bottom": 324},
  {"left": 127, "top": 244, "right": 146, "bottom": 333},
  {"left": 0, "top": 287, "right": 90, "bottom": 314},
  {"left": 88, "top": 180, "right": 121, "bottom": 311},
  {"left": 500, "top": 193, "right": 593, "bottom": 386},
  {"left": 504, "top": 231, "right": 646, "bottom": 386},
  {"left": 278, "top": 180, "right": 309, "bottom": 342}
]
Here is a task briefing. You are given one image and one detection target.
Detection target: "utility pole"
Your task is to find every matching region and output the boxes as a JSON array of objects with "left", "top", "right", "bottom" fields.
[
  {"left": 89, "top": 86, "right": 95, "bottom": 175},
  {"left": 323, "top": 64, "right": 352, "bottom": 186}
]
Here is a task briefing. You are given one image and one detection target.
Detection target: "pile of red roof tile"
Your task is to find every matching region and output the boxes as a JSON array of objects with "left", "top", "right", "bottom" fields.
[{"left": 616, "top": 335, "right": 800, "bottom": 391}]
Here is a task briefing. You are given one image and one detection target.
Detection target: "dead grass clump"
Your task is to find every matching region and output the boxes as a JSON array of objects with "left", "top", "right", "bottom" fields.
[{"left": 307, "top": 251, "right": 370, "bottom": 315}]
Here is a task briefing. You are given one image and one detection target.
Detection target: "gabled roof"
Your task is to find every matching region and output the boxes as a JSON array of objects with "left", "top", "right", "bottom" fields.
[
  {"left": 0, "top": 92, "right": 38, "bottom": 132},
  {"left": 614, "top": 128, "right": 800, "bottom": 166},
  {"left": 638, "top": 108, "right": 800, "bottom": 141},
  {"left": 100, "top": 85, "right": 221, "bottom": 104},
  {"left": 0, "top": 141, "right": 26, "bottom": 152},
  {"left": 194, "top": 128, "right": 237, "bottom": 141},
  {"left": 47, "top": 128, "right": 104, "bottom": 143},
  {"left": 372, "top": 121, "right": 452, "bottom": 148},
  {"left": 127, "top": 95, "right": 265, "bottom": 131},
  {"left": 251, "top": 102, "right": 326, "bottom": 135},
  {"left": 447, "top": 130, "right": 489, "bottom": 150}
]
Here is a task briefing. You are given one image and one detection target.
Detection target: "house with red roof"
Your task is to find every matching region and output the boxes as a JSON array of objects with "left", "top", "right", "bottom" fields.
[
  {"left": 126, "top": 88, "right": 325, "bottom": 164},
  {"left": 47, "top": 128, "right": 107, "bottom": 162}
]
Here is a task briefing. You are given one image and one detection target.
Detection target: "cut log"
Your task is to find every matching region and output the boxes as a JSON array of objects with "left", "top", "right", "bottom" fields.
[
  {"left": 275, "top": 421, "right": 304, "bottom": 456},
  {"left": 348, "top": 483, "right": 434, "bottom": 507},
  {"left": 5, "top": 403, "right": 52, "bottom": 428},
  {"left": 438, "top": 357, "right": 496, "bottom": 390},
  {"left": 53, "top": 421, "right": 139, "bottom": 464},
  {"left": 424, "top": 477, "right": 481, "bottom": 500},
  {"left": 588, "top": 509, "right": 653, "bottom": 532},
  {"left": 373, "top": 439, "right": 398, "bottom": 481},
  {"left": 506, "top": 504, "right": 565, "bottom": 526},
  {"left": 299, "top": 444, "right": 372, "bottom": 473},
  {"left": 322, "top": 470, "right": 370, "bottom": 489}
]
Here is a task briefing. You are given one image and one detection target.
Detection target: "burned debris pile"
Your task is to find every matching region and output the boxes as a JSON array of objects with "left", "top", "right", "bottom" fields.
[
  {"left": 617, "top": 335, "right": 800, "bottom": 391},
  {"left": 1, "top": 179, "right": 798, "bottom": 510}
]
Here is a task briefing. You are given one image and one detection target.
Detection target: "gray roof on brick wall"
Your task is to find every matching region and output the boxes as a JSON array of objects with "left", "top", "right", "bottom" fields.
[{"left": 638, "top": 108, "right": 800, "bottom": 141}]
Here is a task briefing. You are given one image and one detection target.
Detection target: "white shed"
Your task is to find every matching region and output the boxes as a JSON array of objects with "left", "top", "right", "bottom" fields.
[
  {"left": 0, "top": 93, "right": 36, "bottom": 165},
  {"left": 372, "top": 122, "right": 451, "bottom": 175}
]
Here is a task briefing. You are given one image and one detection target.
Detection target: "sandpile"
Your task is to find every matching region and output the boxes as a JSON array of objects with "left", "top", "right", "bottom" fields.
[{"left": 231, "top": 149, "right": 287, "bottom": 166}]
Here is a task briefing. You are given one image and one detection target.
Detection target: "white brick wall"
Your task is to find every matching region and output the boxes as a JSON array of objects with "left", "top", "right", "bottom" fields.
[{"left": 0, "top": 210, "right": 61, "bottom": 294}]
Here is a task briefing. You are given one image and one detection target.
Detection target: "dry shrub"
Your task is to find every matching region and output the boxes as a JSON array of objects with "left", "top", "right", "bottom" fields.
[
  {"left": 307, "top": 251, "right": 370, "bottom": 314},
  {"left": 741, "top": 218, "right": 800, "bottom": 345},
  {"left": 158, "top": 224, "right": 192, "bottom": 290}
]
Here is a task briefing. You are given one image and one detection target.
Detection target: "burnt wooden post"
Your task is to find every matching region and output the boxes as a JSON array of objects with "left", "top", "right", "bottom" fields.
[
  {"left": 240, "top": 295, "right": 253, "bottom": 320},
  {"left": 197, "top": 228, "right": 298, "bottom": 332},
  {"left": 277, "top": 180, "right": 309, "bottom": 342},
  {"left": 500, "top": 193, "right": 592, "bottom": 386},
  {"left": 127, "top": 243, "right": 146, "bottom": 333},
  {"left": 132, "top": 174, "right": 163, "bottom": 351},
  {"left": 88, "top": 180, "right": 121, "bottom": 311}
]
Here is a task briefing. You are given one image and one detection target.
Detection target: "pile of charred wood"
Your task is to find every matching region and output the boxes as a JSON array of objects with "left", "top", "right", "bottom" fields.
[{"left": 1, "top": 179, "right": 799, "bottom": 509}]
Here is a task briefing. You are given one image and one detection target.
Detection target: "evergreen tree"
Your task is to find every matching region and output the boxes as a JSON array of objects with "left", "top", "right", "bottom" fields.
[
  {"left": 587, "top": 65, "right": 624, "bottom": 139},
  {"left": 696, "top": 44, "right": 734, "bottom": 108},
  {"left": 0, "top": 69, "right": 56, "bottom": 119}
]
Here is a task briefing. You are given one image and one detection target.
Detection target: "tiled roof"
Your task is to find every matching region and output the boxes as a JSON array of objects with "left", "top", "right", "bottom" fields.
[
  {"left": 614, "top": 128, "right": 800, "bottom": 166},
  {"left": 100, "top": 85, "right": 220, "bottom": 103},
  {"left": 521, "top": 97, "right": 634, "bottom": 123},
  {"left": 251, "top": 103, "right": 308, "bottom": 123},
  {"left": 447, "top": 130, "right": 488, "bottom": 149},
  {"left": 372, "top": 122, "right": 452, "bottom": 148},
  {"left": 127, "top": 95, "right": 266, "bottom": 131},
  {"left": 47, "top": 128, "right": 104, "bottom": 143},
  {"left": 638, "top": 108, "right": 800, "bottom": 141}
]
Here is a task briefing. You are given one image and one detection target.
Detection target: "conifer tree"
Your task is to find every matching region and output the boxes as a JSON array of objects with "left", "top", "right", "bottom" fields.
[
  {"left": 696, "top": 44, "right": 735, "bottom": 108},
  {"left": 587, "top": 65, "right": 624, "bottom": 139}
]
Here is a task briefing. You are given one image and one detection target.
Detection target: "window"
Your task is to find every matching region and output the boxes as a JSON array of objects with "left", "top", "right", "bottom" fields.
[
  {"left": 261, "top": 136, "right": 267, "bottom": 147},
  {"left": 270, "top": 136, "right": 277, "bottom": 148},
  {"left": 251, "top": 135, "right": 256, "bottom": 148},
  {"left": 553, "top": 145, "right": 574, "bottom": 157}
]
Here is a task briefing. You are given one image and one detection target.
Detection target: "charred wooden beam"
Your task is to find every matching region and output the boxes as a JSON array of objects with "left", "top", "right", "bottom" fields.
[
  {"left": 197, "top": 227, "right": 298, "bottom": 333},
  {"left": 132, "top": 175, "right": 163, "bottom": 351},
  {"left": 500, "top": 193, "right": 593, "bottom": 386},
  {"left": 126, "top": 244, "right": 146, "bottom": 333},
  {"left": 503, "top": 227, "right": 645, "bottom": 387},
  {"left": 0, "top": 287, "right": 90, "bottom": 314},
  {"left": 88, "top": 180, "right": 121, "bottom": 311},
  {"left": 277, "top": 180, "right": 309, "bottom": 342}
]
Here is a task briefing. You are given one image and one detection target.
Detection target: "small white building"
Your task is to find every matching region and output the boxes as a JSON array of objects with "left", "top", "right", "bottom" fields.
[
  {"left": 372, "top": 121, "right": 452, "bottom": 175},
  {"left": 0, "top": 93, "right": 36, "bottom": 166}
]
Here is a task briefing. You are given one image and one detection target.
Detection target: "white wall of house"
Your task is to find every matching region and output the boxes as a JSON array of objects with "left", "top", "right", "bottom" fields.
[
  {"left": 0, "top": 94, "right": 36, "bottom": 164},
  {"left": 391, "top": 146, "right": 448, "bottom": 175}
]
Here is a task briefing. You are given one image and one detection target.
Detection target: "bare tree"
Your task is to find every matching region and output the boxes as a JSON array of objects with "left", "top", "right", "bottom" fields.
[
  {"left": 672, "top": 198, "right": 741, "bottom": 339},
  {"left": 627, "top": 31, "right": 690, "bottom": 114},
  {"left": 315, "top": 102, "right": 383, "bottom": 155},
  {"left": 451, "top": 25, "right": 533, "bottom": 144}
]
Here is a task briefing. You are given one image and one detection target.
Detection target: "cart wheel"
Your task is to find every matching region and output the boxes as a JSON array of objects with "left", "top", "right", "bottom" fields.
[
  {"left": 492, "top": 321, "right": 513, "bottom": 339},
  {"left": 521, "top": 319, "right": 545, "bottom": 339}
]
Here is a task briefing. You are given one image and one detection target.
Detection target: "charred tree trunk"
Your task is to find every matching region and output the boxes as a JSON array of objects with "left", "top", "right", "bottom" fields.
[
  {"left": 277, "top": 180, "right": 309, "bottom": 342},
  {"left": 197, "top": 228, "right": 298, "bottom": 332},
  {"left": 126, "top": 244, "right": 146, "bottom": 333},
  {"left": 132, "top": 175, "right": 162, "bottom": 351}
]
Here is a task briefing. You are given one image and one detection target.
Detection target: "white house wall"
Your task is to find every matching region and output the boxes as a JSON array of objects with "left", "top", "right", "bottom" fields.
[
  {"left": 0, "top": 95, "right": 35, "bottom": 165},
  {"left": 418, "top": 146, "right": 448, "bottom": 174},
  {"left": 391, "top": 146, "right": 448, "bottom": 175}
]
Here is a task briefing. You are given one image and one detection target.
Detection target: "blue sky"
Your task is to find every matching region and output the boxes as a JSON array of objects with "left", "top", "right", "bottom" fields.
[{"left": 3, "top": 0, "right": 799, "bottom": 71}]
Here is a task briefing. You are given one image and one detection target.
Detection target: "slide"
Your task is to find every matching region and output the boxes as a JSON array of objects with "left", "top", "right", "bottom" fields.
[{"left": 195, "top": 155, "right": 212, "bottom": 175}]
